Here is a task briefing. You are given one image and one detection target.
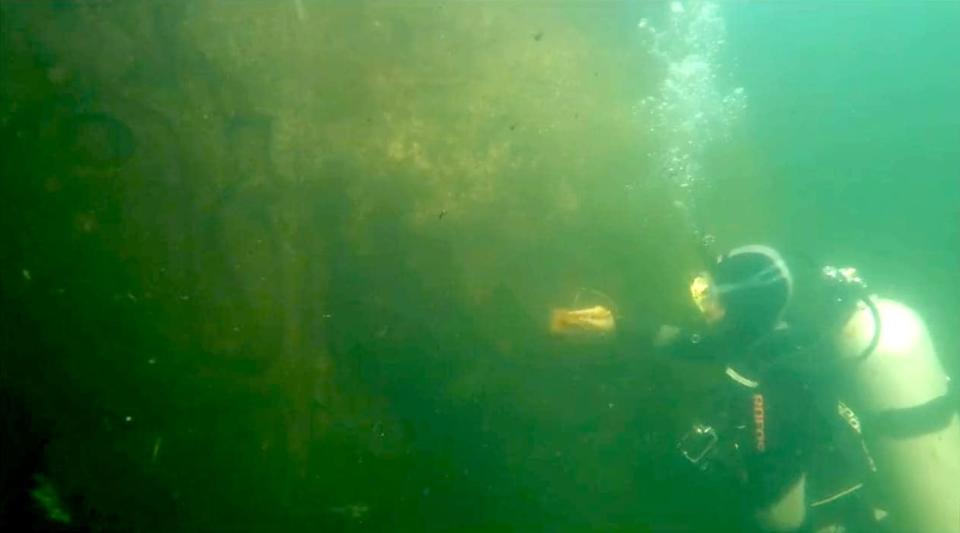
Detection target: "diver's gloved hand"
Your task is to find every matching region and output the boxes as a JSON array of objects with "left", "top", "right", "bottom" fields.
[
  {"left": 650, "top": 324, "right": 717, "bottom": 361},
  {"left": 653, "top": 324, "right": 682, "bottom": 348}
]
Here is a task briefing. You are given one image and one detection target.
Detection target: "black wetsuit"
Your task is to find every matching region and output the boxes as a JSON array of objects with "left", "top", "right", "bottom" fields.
[{"left": 659, "top": 324, "right": 878, "bottom": 531}]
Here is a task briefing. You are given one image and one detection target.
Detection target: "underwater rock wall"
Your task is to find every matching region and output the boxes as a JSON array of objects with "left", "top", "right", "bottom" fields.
[{"left": 0, "top": 2, "right": 726, "bottom": 530}]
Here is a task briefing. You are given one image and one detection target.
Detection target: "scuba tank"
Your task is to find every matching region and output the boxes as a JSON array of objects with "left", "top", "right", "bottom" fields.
[{"left": 825, "top": 266, "right": 960, "bottom": 532}]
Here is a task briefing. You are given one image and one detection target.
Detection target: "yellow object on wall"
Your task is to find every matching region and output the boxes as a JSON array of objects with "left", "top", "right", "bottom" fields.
[{"left": 549, "top": 305, "right": 616, "bottom": 335}]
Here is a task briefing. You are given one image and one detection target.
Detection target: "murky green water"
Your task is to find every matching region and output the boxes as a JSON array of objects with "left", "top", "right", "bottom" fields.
[{"left": 2, "top": 1, "right": 957, "bottom": 531}]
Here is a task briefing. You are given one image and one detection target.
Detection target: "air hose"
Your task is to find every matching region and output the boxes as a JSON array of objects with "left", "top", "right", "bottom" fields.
[{"left": 854, "top": 294, "right": 883, "bottom": 361}]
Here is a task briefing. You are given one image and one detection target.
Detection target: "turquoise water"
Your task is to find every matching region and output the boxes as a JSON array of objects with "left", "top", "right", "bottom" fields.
[{"left": 1, "top": 2, "right": 957, "bottom": 531}]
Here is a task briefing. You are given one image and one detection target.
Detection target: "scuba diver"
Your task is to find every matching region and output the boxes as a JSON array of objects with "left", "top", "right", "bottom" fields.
[{"left": 645, "top": 244, "right": 960, "bottom": 532}]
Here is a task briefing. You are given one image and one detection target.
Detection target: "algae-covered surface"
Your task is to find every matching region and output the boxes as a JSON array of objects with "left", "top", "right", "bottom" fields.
[{"left": 1, "top": 1, "right": 957, "bottom": 531}]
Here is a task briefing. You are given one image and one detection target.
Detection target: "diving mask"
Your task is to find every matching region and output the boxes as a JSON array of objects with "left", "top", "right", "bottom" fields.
[{"left": 690, "top": 273, "right": 726, "bottom": 324}]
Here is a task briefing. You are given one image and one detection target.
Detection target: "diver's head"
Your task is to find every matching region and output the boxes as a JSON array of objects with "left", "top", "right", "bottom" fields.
[{"left": 696, "top": 245, "right": 793, "bottom": 340}]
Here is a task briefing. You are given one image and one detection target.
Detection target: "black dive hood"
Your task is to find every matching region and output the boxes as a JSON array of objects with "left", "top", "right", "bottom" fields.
[{"left": 709, "top": 245, "right": 794, "bottom": 341}]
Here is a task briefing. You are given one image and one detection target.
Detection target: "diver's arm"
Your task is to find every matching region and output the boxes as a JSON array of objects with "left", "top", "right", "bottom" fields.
[{"left": 649, "top": 323, "right": 728, "bottom": 362}]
